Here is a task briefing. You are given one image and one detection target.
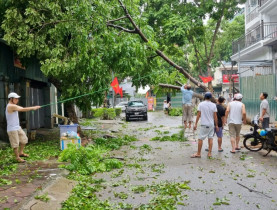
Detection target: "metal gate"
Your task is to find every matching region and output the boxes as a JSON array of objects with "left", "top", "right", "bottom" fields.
[
  {"left": 240, "top": 75, "right": 277, "bottom": 121},
  {"left": 29, "top": 87, "right": 45, "bottom": 129}
]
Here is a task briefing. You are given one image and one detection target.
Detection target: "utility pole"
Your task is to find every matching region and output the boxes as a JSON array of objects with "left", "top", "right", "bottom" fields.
[{"left": 112, "top": 71, "right": 115, "bottom": 108}]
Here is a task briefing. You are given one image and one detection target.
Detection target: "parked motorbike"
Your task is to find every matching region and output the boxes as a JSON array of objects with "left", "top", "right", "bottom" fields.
[{"left": 243, "top": 114, "right": 277, "bottom": 156}]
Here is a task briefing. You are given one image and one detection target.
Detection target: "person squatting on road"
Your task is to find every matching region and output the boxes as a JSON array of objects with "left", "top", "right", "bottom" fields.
[
  {"left": 225, "top": 93, "right": 246, "bottom": 154},
  {"left": 191, "top": 92, "right": 218, "bottom": 158},
  {"left": 205, "top": 96, "right": 226, "bottom": 153},
  {"left": 259, "top": 92, "right": 270, "bottom": 129},
  {"left": 181, "top": 84, "right": 194, "bottom": 129},
  {"left": 6, "top": 92, "right": 41, "bottom": 163}
]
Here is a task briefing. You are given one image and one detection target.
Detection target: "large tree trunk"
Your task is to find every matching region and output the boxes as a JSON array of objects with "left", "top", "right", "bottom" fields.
[
  {"left": 48, "top": 76, "right": 84, "bottom": 136},
  {"left": 159, "top": 83, "right": 205, "bottom": 101}
]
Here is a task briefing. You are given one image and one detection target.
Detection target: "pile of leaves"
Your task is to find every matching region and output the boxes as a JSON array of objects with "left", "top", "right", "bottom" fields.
[
  {"left": 63, "top": 179, "right": 191, "bottom": 209},
  {"left": 168, "top": 108, "right": 183, "bottom": 116},
  {"left": 0, "top": 139, "right": 60, "bottom": 176},
  {"left": 92, "top": 108, "right": 117, "bottom": 120},
  {"left": 94, "top": 135, "right": 137, "bottom": 150},
  {"left": 151, "top": 130, "right": 187, "bottom": 142},
  {"left": 59, "top": 144, "right": 122, "bottom": 175},
  {"left": 59, "top": 135, "right": 137, "bottom": 175}
]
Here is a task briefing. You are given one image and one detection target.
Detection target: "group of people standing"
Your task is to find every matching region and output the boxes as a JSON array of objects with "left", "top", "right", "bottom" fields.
[{"left": 180, "top": 84, "right": 270, "bottom": 158}]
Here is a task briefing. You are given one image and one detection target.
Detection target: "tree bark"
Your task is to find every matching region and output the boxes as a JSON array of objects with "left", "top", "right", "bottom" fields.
[
  {"left": 48, "top": 76, "right": 84, "bottom": 136},
  {"left": 159, "top": 83, "right": 204, "bottom": 100}
]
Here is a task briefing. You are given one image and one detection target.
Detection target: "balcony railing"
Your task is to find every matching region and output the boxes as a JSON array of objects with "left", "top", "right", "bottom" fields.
[
  {"left": 232, "top": 22, "right": 277, "bottom": 54},
  {"left": 246, "top": 6, "right": 259, "bottom": 24}
]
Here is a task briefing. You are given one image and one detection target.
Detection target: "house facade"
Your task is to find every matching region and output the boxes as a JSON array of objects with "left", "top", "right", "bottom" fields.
[
  {"left": 231, "top": 0, "right": 277, "bottom": 120},
  {"left": 0, "top": 40, "right": 58, "bottom": 142}
]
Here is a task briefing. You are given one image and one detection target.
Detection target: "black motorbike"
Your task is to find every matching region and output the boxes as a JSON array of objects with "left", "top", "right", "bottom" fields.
[{"left": 243, "top": 115, "right": 277, "bottom": 156}]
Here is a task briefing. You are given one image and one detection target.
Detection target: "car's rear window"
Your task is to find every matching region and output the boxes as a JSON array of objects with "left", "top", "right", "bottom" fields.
[{"left": 128, "top": 101, "right": 144, "bottom": 107}]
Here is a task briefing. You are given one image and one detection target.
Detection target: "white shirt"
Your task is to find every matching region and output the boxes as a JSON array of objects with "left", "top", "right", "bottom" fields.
[
  {"left": 260, "top": 99, "right": 269, "bottom": 118},
  {"left": 228, "top": 101, "right": 243, "bottom": 124},
  {"left": 198, "top": 101, "right": 217, "bottom": 126},
  {"left": 6, "top": 104, "right": 21, "bottom": 132}
]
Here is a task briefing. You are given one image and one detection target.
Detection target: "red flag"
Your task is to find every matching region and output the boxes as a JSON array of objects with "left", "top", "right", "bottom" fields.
[
  {"left": 199, "top": 76, "right": 213, "bottom": 83},
  {"left": 110, "top": 77, "right": 120, "bottom": 94},
  {"left": 119, "top": 87, "right": 123, "bottom": 98},
  {"left": 145, "top": 91, "right": 149, "bottom": 98}
]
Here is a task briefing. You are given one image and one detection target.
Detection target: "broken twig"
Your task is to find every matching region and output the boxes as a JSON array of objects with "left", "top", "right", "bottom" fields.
[{"left": 237, "top": 182, "right": 272, "bottom": 198}]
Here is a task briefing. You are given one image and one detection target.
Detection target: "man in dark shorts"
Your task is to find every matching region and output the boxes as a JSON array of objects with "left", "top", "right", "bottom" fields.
[
  {"left": 214, "top": 96, "right": 226, "bottom": 152},
  {"left": 259, "top": 92, "right": 270, "bottom": 129}
]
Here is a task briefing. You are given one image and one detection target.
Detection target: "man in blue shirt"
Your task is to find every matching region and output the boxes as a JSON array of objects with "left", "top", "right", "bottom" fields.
[{"left": 181, "top": 84, "right": 194, "bottom": 129}]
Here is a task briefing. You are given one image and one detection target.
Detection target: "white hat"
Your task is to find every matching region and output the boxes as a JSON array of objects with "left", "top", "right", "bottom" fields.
[
  {"left": 8, "top": 92, "right": 21, "bottom": 99},
  {"left": 234, "top": 93, "right": 243, "bottom": 100}
]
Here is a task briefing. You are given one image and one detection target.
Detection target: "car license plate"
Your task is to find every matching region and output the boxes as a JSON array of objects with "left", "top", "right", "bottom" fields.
[{"left": 135, "top": 112, "right": 139, "bottom": 115}]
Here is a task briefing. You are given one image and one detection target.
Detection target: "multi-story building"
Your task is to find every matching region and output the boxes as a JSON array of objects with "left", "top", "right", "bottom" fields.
[
  {"left": 231, "top": 0, "right": 277, "bottom": 120},
  {"left": 212, "top": 62, "right": 239, "bottom": 99}
]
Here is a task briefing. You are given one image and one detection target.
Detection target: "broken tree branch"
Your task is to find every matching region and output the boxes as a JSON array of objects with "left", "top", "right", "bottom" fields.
[
  {"left": 175, "top": 80, "right": 183, "bottom": 86},
  {"left": 108, "top": 0, "right": 210, "bottom": 93},
  {"left": 106, "top": 23, "right": 136, "bottom": 33},
  {"left": 159, "top": 83, "right": 204, "bottom": 100},
  {"left": 108, "top": 16, "right": 128, "bottom": 23}
]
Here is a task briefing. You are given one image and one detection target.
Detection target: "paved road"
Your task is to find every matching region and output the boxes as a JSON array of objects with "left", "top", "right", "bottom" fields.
[
  {"left": 19, "top": 111, "right": 277, "bottom": 209},
  {"left": 95, "top": 111, "right": 277, "bottom": 209}
]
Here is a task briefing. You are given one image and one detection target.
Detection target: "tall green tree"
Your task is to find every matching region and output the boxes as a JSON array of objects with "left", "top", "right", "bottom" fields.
[
  {"left": 139, "top": 0, "right": 246, "bottom": 90},
  {"left": 1, "top": 0, "right": 158, "bottom": 122}
]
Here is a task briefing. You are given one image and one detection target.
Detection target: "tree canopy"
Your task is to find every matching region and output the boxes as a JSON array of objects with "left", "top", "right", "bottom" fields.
[
  {"left": 1, "top": 0, "right": 159, "bottom": 114},
  {"left": 1, "top": 0, "right": 246, "bottom": 114}
]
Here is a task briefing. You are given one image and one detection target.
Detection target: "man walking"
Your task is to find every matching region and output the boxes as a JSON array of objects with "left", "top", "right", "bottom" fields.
[
  {"left": 181, "top": 84, "right": 193, "bottom": 129},
  {"left": 6, "top": 92, "right": 41, "bottom": 163},
  {"left": 191, "top": 92, "right": 218, "bottom": 158},
  {"left": 225, "top": 93, "right": 246, "bottom": 153},
  {"left": 259, "top": 92, "right": 270, "bottom": 129}
]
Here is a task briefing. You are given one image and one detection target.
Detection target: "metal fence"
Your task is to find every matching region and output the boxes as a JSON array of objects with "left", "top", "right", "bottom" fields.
[{"left": 241, "top": 75, "right": 277, "bottom": 121}]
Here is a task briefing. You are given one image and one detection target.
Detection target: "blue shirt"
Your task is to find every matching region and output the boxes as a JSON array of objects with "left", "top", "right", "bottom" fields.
[{"left": 181, "top": 86, "right": 193, "bottom": 105}]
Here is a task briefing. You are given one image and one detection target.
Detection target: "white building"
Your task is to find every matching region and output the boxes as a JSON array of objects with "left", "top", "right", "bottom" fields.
[
  {"left": 212, "top": 63, "right": 239, "bottom": 99},
  {"left": 231, "top": 0, "right": 277, "bottom": 120}
]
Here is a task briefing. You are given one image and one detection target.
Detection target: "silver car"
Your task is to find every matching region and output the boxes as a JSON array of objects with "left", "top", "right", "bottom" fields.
[{"left": 115, "top": 102, "right": 128, "bottom": 111}]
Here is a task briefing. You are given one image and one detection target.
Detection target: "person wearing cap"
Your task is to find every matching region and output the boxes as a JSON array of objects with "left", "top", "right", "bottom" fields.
[
  {"left": 225, "top": 93, "right": 246, "bottom": 153},
  {"left": 6, "top": 92, "right": 41, "bottom": 163},
  {"left": 259, "top": 92, "right": 270, "bottom": 129},
  {"left": 181, "top": 84, "right": 194, "bottom": 129},
  {"left": 191, "top": 92, "right": 218, "bottom": 158}
]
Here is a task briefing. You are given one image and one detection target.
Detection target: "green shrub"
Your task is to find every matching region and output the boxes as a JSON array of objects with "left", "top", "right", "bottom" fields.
[
  {"left": 115, "top": 108, "right": 122, "bottom": 116},
  {"left": 94, "top": 135, "right": 137, "bottom": 150},
  {"left": 93, "top": 108, "right": 116, "bottom": 120},
  {"left": 168, "top": 108, "right": 182, "bottom": 116}
]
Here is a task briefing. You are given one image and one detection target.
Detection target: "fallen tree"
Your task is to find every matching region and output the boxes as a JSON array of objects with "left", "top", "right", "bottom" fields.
[
  {"left": 159, "top": 84, "right": 204, "bottom": 100},
  {"left": 107, "top": 0, "right": 210, "bottom": 94}
]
